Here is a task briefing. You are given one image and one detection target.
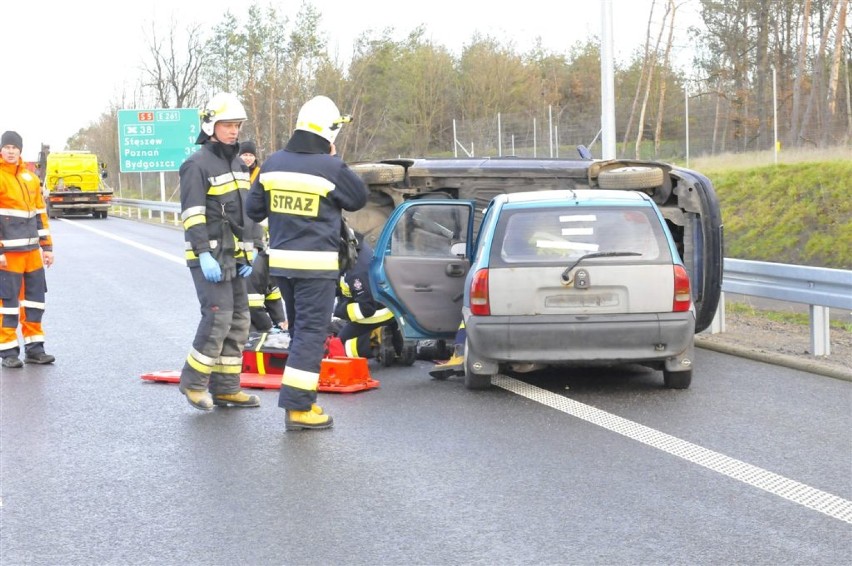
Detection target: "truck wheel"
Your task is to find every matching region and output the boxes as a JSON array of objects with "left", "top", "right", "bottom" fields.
[{"left": 598, "top": 166, "right": 664, "bottom": 190}]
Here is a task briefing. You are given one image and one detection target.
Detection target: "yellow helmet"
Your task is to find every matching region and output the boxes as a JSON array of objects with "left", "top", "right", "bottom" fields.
[{"left": 295, "top": 95, "right": 351, "bottom": 144}]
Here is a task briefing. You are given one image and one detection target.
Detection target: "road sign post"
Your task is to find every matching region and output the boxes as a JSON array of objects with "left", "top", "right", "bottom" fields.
[{"left": 117, "top": 108, "right": 200, "bottom": 173}]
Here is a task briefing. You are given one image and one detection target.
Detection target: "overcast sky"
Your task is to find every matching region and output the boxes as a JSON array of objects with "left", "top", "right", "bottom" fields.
[{"left": 2, "top": 0, "right": 701, "bottom": 160}]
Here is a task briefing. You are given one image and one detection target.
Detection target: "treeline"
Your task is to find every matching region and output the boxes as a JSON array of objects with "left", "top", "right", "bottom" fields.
[{"left": 67, "top": 0, "right": 850, "bottom": 195}]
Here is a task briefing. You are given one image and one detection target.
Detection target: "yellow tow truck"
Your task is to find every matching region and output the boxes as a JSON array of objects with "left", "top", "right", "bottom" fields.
[{"left": 37, "top": 145, "right": 112, "bottom": 219}]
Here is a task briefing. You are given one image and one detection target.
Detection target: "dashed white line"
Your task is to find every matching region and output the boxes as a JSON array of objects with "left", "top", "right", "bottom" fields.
[{"left": 495, "top": 375, "right": 852, "bottom": 525}]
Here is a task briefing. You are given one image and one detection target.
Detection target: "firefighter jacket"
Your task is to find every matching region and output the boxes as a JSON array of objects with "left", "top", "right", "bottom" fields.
[
  {"left": 334, "top": 238, "right": 393, "bottom": 325},
  {"left": 179, "top": 141, "right": 251, "bottom": 278},
  {"left": 0, "top": 158, "right": 52, "bottom": 254},
  {"left": 246, "top": 132, "right": 368, "bottom": 280}
]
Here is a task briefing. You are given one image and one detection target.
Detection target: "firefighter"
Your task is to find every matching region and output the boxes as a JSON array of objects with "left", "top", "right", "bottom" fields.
[
  {"left": 333, "top": 231, "right": 397, "bottom": 359},
  {"left": 246, "top": 95, "right": 368, "bottom": 431},
  {"left": 246, "top": 220, "right": 287, "bottom": 334},
  {"left": 177, "top": 92, "right": 259, "bottom": 411},
  {"left": 0, "top": 131, "right": 55, "bottom": 367},
  {"left": 429, "top": 321, "right": 466, "bottom": 379}
]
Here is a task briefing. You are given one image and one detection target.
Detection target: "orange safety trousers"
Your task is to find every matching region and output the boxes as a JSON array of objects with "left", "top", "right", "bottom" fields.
[{"left": 0, "top": 249, "right": 47, "bottom": 353}]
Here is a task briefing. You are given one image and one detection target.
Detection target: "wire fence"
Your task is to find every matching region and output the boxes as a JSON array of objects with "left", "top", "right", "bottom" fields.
[{"left": 450, "top": 97, "right": 850, "bottom": 164}]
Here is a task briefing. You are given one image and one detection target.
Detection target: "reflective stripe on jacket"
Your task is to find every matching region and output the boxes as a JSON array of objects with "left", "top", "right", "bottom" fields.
[
  {"left": 179, "top": 142, "right": 250, "bottom": 273},
  {"left": 246, "top": 149, "right": 367, "bottom": 280},
  {"left": 0, "top": 159, "right": 52, "bottom": 253}
]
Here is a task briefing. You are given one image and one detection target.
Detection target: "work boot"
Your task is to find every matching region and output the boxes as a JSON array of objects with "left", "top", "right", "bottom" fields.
[
  {"left": 24, "top": 352, "right": 55, "bottom": 364},
  {"left": 181, "top": 387, "right": 214, "bottom": 411},
  {"left": 429, "top": 350, "right": 465, "bottom": 380},
  {"left": 2, "top": 357, "right": 23, "bottom": 368},
  {"left": 213, "top": 391, "right": 260, "bottom": 408},
  {"left": 285, "top": 409, "right": 334, "bottom": 431}
]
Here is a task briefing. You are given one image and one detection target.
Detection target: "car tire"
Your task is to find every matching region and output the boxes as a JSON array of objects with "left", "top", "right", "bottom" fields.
[
  {"left": 663, "top": 369, "right": 692, "bottom": 389},
  {"left": 350, "top": 163, "right": 405, "bottom": 185},
  {"left": 463, "top": 339, "right": 492, "bottom": 390},
  {"left": 598, "top": 166, "right": 665, "bottom": 190}
]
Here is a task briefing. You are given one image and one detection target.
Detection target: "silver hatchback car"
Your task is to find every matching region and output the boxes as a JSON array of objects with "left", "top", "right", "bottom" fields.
[{"left": 369, "top": 189, "right": 695, "bottom": 390}]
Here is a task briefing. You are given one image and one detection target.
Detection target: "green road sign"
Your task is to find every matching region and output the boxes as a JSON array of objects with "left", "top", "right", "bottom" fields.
[{"left": 117, "top": 108, "right": 200, "bottom": 173}]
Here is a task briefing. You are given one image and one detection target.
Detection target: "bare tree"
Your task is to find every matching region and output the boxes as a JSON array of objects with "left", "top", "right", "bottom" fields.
[
  {"left": 654, "top": 0, "right": 678, "bottom": 157},
  {"left": 790, "top": 0, "right": 812, "bottom": 144},
  {"left": 824, "top": 0, "right": 849, "bottom": 143},
  {"left": 142, "top": 21, "right": 206, "bottom": 109}
]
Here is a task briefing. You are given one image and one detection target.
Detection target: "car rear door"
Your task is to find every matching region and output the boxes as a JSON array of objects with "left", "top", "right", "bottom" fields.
[{"left": 369, "top": 200, "right": 476, "bottom": 340}]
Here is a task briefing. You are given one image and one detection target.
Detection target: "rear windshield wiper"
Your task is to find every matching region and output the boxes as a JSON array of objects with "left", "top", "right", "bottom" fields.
[{"left": 561, "top": 251, "right": 642, "bottom": 282}]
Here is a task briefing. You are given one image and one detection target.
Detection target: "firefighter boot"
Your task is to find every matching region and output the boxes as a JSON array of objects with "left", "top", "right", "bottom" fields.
[
  {"left": 285, "top": 409, "right": 334, "bottom": 431},
  {"left": 181, "top": 388, "right": 214, "bottom": 411},
  {"left": 428, "top": 344, "right": 465, "bottom": 380},
  {"left": 213, "top": 391, "right": 261, "bottom": 408}
]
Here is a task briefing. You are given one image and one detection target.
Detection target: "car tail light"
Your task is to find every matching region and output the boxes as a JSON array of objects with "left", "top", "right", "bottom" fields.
[
  {"left": 98, "top": 195, "right": 112, "bottom": 202},
  {"left": 673, "top": 265, "right": 691, "bottom": 312},
  {"left": 469, "top": 268, "right": 490, "bottom": 316}
]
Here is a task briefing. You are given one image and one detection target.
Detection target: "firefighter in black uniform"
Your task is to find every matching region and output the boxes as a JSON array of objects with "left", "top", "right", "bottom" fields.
[
  {"left": 246, "top": 95, "right": 368, "bottom": 431},
  {"left": 178, "top": 92, "right": 260, "bottom": 411},
  {"left": 334, "top": 232, "right": 397, "bottom": 359}
]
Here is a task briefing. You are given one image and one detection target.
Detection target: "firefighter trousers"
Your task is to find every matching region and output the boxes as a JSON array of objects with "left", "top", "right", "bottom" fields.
[
  {"left": 275, "top": 277, "right": 336, "bottom": 411},
  {"left": 180, "top": 268, "right": 250, "bottom": 395},
  {"left": 0, "top": 249, "right": 47, "bottom": 357}
]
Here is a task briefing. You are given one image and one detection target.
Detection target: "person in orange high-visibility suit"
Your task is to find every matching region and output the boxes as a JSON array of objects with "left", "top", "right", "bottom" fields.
[{"left": 0, "top": 131, "right": 55, "bottom": 368}]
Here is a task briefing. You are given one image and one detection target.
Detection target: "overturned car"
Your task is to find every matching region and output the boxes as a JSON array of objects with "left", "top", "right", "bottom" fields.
[{"left": 346, "top": 156, "right": 723, "bottom": 339}]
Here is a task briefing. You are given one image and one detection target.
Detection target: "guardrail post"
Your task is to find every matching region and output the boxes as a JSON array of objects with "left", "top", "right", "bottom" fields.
[
  {"left": 709, "top": 292, "right": 725, "bottom": 334},
  {"left": 810, "top": 305, "right": 830, "bottom": 356}
]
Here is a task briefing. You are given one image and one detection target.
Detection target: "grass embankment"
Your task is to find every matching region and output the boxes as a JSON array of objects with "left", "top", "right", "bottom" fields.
[{"left": 701, "top": 159, "right": 851, "bottom": 270}]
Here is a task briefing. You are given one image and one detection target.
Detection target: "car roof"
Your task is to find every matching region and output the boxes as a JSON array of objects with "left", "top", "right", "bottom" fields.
[{"left": 497, "top": 189, "right": 653, "bottom": 207}]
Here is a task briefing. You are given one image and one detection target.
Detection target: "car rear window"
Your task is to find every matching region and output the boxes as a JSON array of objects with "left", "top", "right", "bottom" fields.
[{"left": 493, "top": 206, "right": 671, "bottom": 266}]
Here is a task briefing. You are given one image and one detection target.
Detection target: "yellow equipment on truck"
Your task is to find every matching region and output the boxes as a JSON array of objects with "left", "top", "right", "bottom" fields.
[{"left": 37, "top": 146, "right": 112, "bottom": 219}]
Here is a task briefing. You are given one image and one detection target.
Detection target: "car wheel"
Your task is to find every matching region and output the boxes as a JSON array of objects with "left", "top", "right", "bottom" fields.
[
  {"left": 598, "top": 166, "right": 665, "bottom": 190},
  {"left": 350, "top": 163, "right": 405, "bottom": 184},
  {"left": 663, "top": 369, "right": 692, "bottom": 389},
  {"left": 463, "top": 339, "right": 492, "bottom": 390}
]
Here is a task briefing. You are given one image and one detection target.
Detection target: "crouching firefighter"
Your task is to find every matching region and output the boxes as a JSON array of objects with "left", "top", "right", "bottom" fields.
[
  {"left": 333, "top": 231, "right": 398, "bottom": 360},
  {"left": 177, "top": 92, "right": 259, "bottom": 411}
]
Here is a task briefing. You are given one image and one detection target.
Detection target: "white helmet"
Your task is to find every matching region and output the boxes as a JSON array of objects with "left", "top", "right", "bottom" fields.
[
  {"left": 200, "top": 92, "right": 247, "bottom": 137},
  {"left": 295, "top": 95, "right": 351, "bottom": 144}
]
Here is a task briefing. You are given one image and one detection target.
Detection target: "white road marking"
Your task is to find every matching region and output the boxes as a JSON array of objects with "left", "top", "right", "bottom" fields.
[
  {"left": 495, "top": 375, "right": 852, "bottom": 525},
  {"left": 58, "top": 219, "right": 184, "bottom": 265}
]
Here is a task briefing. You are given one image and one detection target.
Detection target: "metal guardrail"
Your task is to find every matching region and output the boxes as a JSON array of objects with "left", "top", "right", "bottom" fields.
[
  {"left": 112, "top": 198, "right": 851, "bottom": 357},
  {"left": 112, "top": 197, "right": 181, "bottom": 226},
  {"left": 711, "top": 260, "right": 850, "bottom": 356}
]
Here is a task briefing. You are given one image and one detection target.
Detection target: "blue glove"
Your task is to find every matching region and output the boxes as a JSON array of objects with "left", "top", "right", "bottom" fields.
[
  {"left": 198, "top": 251, "right": 222, "bottom": 282},
  {"left": 238, "top": 264, "right": 253, "bottom": 278}
]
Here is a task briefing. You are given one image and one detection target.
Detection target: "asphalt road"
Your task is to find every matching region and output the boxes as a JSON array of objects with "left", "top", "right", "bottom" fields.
[{"left": 1, "top": 217, "right": 849, "bottom": 565}]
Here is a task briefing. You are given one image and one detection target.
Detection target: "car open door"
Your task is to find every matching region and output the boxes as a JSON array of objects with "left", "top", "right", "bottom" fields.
[{"left": 369, "top": 200, "right": 476, "bottom": 340}]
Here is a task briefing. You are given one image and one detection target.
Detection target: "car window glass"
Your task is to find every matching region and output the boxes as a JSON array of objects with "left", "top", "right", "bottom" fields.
[
  {"left": 390, "top": 203, "right": 470, "bottom": 257},
  {"left": 498, "top": 207, "right": 667, "bottom": 264}
]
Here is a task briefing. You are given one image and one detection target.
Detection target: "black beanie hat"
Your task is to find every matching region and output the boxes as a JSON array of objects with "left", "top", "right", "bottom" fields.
[
  {"left": 1, "top": 131, "right": 23, "bottom": 150},
  {"left": 240, "top": 140, "right": 257, "bottom": 156}
]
